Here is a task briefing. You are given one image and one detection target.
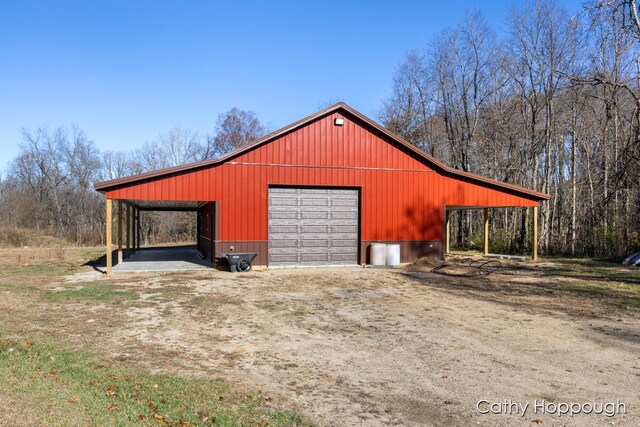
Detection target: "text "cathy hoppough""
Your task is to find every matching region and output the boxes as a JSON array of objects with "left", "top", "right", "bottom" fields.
[{"left": 476, "top": 399, "right": 627, "bottom": 418}]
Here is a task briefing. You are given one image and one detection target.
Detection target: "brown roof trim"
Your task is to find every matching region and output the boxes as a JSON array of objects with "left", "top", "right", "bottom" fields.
[{"left": 94, "top": 102, "right": 550, "bottom": 201}]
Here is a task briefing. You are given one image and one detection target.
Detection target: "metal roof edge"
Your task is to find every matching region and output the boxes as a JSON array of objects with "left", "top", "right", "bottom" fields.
[{"left": 93, "top": 102, "right": 550, "bottom": 201}]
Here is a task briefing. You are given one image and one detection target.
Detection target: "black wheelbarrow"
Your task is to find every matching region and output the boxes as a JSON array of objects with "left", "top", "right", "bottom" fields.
[{"left": 220, "top": 252, "right": 258, "bottom": 272}]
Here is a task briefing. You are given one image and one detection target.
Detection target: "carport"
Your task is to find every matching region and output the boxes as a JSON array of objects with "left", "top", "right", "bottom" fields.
[
  {"left": 105, "top": 198, "right": 213, "bottom": 274},
  {"left": 444, "top": 205, "right": 539, "bottom": 260}
]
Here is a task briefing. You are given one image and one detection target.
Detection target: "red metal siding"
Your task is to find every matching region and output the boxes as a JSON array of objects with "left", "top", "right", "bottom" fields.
[{"left": 106, "top": 111, "right": 538, "bottom": 257}]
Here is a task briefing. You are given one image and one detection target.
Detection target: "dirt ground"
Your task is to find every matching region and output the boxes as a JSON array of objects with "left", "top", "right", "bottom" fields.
[{"left": 1, "top": 250, "right": 639, "bottom": 426}]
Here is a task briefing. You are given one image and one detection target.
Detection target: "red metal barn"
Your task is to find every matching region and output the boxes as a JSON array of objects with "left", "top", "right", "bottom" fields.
[{"left": 95, "top": 103, "right": 549, "bottom": 274}]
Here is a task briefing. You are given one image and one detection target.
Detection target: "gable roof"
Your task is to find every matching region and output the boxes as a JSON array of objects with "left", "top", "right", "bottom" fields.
[{"left": 94, "top": 102, "right": 550, "bottom": 201}]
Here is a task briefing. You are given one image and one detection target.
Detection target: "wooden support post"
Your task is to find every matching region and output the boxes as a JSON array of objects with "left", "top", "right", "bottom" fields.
[
  {"left": 483, "top": 208, "right": 489, "bottom": 256},
  {"left": 106, "top": 199, "right": 113, "bottom": 276},
  {"left": 117, "top": 200, "right": 123, "bottom": 264},
  {"left": 445, "top": 209, "right": 450, "bottom": 254},
  {"left": 196, "top": 211, "right": 200, "bottom": 253},
  {"left": 131, "top": 206, "right": 135, "bottom": 252},
  {"left": 133, "top": 207, "right": 138, "bottom": 251},
  {"left": 126, "top": 204, "right": 131, "bottom": 256},
  {"left": 136, "top": 209, "right": 141, "bottom": 249},
  {"left": 532, "top": 205, "right": 538, "bottom": 261}
]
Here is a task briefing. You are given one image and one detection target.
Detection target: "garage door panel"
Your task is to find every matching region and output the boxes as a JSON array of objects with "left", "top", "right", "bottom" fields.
[
  {"left": 269, "top": 221, "right": 301, "bottom": 227},
  {"left": 330, "top": 253, "right": 358, "bottom": 262},
  {"left": 330, "top": 189, "right": 356, "bottom": 196},
  {"left": 270, "top": 187, "right": 298, "bottom": 194},
  {"left": 331, "top": 198, "right": 358, "bottom": 207},
  {"left": 300, "top": 239, "right": 329, "bottom": 248},
  {"left": 330, "top": 249, "right": 357, "bottom": 255},
  {"left": 330, "top": 211, "right": 358, "bottom": 220},
  {"left": 269, "top": 239, "right": 298, "bottom": 249},
  {"left": 269, "top": 212, "right": 298, "bottom": 220},
  {"left": 300, "top": 225, "right": 328, "bottom": 233},
  {"left": 300, "top": 248, "right": 334, "bottom": 255},
  {"left": 269, "top": 224, "right": 298, "bottom": 233},
  {"left": 300, "top": 253, "right": 330, "bottom": 262},
  {"left": 270, "top": 198, "right": 298, "bottom": 207},
  {"left": 269, "top": 233, "right": 304, "bottom": 240},
  {"left": 331, "top": 225, "right": 358, "bottom": 233},
  {"left": 270, "top": 202, "right": 296, "bottom": 209},
  {"left": 298, "top": 234, "right": 331, "bottom": 240},
  {"left": 269, "top": 187, "right": 358, "bottom": 266},
  {"left": 269, "top": 254, "right": 299, "bottom": 263},
  {"left": 301, "top": 199, "right": 329, "bottom": 207},
  {"left": 331, "top": 239, "right": 356, "bottom": 247},
  {"left": 297, "top": 218, "right": 330, "bottom": 224},
  {"left": 300, "top": 188, "right": 329, "bottom": 195},
  {"left": 300, "top": 211, "right": 329, "bottom": 220},
  {"left": 269, "top": 250, "right": 300, "bottom": 257}
]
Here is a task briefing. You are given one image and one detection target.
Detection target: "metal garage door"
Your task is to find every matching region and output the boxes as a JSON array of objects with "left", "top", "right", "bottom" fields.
[{"left": 268, "top": 187, "right": 359, "bottom": 266}]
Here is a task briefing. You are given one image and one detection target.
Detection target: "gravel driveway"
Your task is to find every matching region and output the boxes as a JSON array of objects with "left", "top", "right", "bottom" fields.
[{"left": 80, "top": 265, "right": 640, "bottom": 426}]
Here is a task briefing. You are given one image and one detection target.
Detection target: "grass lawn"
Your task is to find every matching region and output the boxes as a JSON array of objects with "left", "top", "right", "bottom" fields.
[
  {"left": 0, "top": 247, "right": 311, "bottom": 427},
  {"left": 43, "top": 282, "right": 137, "bottom": 302},
  {"left": 0, "top": 335, "right": 308, "bottom": 427}
]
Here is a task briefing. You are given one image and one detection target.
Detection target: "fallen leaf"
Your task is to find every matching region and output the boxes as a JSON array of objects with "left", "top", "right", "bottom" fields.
[
  {"left": 68, "top": 396, "right": 79, "bottom": 404},
  {"left": 48, "top": 355, "right": 55, "bottom": 361},
  {"left": 137, "top": 415, "right": 145, "bottom": 420},
  {"left": 154, "top": 414, "right": 167, "bottom": 424},
  {"left": 23, "top": 341, "right": 32, "bottom": 347},
  {"left": 107, "top": 403, "right": 119, "bottom": 412},
  {"left": 105, "top": 384, "right": 118, "bottom": 397},
  {"left": 152, "top": 383, "right": 159, "bottom": 389},
  {"left": 49, "top": 369, "right": 58, "bottom": 376}
]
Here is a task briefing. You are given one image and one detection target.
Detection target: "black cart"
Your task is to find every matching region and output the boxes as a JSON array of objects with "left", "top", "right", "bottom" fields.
[{"left": 220, "top": 252, "right": 258, "bottom": 272}]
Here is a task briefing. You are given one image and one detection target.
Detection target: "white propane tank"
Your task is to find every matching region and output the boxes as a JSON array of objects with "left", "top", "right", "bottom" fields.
[
  {"left": 386, "top": 244, "right": 401, "bottom": 267},
  {"left": 371, "top": 243, "right": 387, "bottom": 266}
]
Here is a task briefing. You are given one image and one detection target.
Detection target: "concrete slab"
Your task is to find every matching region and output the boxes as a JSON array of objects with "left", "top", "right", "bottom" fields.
[
  {"left": 112, "top": 245, "right": 212, "bottom": 272},
  {"left": 484, "top": 253, "right": 526, "bottom": 260}
]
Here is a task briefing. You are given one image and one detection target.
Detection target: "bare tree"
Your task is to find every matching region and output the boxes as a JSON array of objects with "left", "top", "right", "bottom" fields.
[
  {"left": 379, "top": 0, "right": 640, "bottom": 256},
  {"left": 206, "top": 107, "right": 267, "bottom": 158}
]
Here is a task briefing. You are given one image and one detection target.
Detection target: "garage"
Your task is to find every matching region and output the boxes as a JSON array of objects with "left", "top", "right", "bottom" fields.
[
  {"left": 268, "top": 187, "right": 359, "bottom": 267},
  {"left": 95, "top": 102, "right": 548, "bottom": 275}
]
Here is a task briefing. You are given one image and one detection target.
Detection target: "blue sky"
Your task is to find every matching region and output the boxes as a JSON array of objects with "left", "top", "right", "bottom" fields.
[{"left": 0, "top": 0, "right": 585, "bottom": 174}]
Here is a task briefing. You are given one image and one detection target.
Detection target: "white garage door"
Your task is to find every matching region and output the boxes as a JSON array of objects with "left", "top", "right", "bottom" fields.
[{"left": 268, "top": 187, "right": 359, "bottom": 266}]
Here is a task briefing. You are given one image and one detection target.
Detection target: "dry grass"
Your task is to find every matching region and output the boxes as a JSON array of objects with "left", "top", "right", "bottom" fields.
[
  {"left": 0, "top": 227, "right": 74, "bottom": 248},
  {"left": 0, "top": 247, "right": 639, "bottom": 426}
]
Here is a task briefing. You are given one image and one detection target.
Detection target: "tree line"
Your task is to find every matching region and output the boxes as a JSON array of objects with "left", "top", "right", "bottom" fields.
[
  {"left": 1, "top": 0, "right": 639, "bottom": 257},
  {"left": 0, "top": 108, "right": 266, "bottom": 246},
  {"left": 380, "top": 0, "right": 640, "bottom": 256}
]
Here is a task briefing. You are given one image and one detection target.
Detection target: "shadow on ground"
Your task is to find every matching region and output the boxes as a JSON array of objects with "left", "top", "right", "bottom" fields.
[
  {"left": 402, "top": 265, "right": 640, "bottom": 316},
  {"left": 84, "top": 245, "right": 215, "bottom": 274}
]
